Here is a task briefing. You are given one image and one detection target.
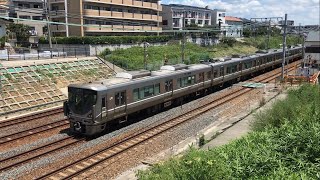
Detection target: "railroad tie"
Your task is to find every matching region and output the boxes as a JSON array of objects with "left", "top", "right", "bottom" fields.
[{"left": 58, "top": 172, "right": 68, "bottom": 177}]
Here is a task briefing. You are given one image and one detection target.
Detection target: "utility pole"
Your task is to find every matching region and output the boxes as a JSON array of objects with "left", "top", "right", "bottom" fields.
[
  {"left": 44, "top": 0, "right": 52, "bottom": 49},
  {"left": 64, "top": 0, "right": 69, "bottom": 37},
  {"left": 281, "top": 14, "right": 287, "bottom": 80},
  {"left": 181, "top": 32, "right": 186, "bottom": 64},
  {"left": 267, "top": 19, "right": 271, "bottom": 50},
  {"left": 143, "top": 42, "right": 149, "bottom": 70}
]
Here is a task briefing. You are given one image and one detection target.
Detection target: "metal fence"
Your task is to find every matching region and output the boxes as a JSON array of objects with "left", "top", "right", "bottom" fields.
[{"left": 0, "top": 47, "right": 92, "bottom": 61}]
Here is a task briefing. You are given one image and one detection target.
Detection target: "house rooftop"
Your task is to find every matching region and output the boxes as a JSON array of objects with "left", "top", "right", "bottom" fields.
[
  {"left": 225, "top": 16, "right": 242, "bottom": 22},
  {"left": 162, "top": 4, "right": 212, "bottom": 11}
]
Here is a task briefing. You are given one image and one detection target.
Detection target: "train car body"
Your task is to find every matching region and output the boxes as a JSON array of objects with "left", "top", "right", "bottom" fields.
[{"left": 64, "top": 47, "right": 302, "bottom": 136}]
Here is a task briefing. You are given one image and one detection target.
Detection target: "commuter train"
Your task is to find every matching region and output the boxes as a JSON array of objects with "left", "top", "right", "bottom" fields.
[{"left": 64, "top": 47, "right": 302, "bottom": 136}]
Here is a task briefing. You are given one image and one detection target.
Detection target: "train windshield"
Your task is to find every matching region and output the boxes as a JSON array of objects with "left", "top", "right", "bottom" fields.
[{"left": 68, "top": 87, "right": 97, "bottom": 115}]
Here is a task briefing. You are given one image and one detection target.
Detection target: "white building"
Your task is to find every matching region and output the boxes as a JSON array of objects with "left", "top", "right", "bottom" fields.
[
  {"left": 161, "top": 4, "right": 212, "bottom": 30},
  {"left": 225, "top": 16, "right": 243, "bottom": 38},
  {"left": 304, "top": 31, "right": 320, "bottom": 68},
  {"left": 211, "top": 9, "right": 226, "bottom": 26}
]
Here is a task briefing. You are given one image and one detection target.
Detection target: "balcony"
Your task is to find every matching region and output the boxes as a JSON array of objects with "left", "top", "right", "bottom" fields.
[
  {"left": 50, "top": 24, "right": 66, "bottom": 32},
  {"left": 83, "top": 25, "right": 161, "bottom": 32},
  {"left": 83, "top": 0, "right": 161, "bottom": 11},
  {"left": 83, "top": 9, "right": 161, "bottom": 22},
  {"left": 49, "top": 0, "right": 65, "bottom": 3}
]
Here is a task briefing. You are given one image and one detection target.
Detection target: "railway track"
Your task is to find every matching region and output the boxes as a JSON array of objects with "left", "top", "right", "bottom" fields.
[
  {"left": 0, "top": 136, "right": 85, "bottom": 172},
  {"left": 0, "top": 118, "right": 69, "bottom": 145},
  {"left": 35, "top": 63, "right": 298, "bottom": 180},
  {"left": 0, "top": 108, "right": 63, "bottom": 129}
]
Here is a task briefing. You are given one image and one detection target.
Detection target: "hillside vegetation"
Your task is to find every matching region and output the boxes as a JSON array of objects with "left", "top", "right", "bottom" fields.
[
  {"left": 138, "top": 85, "right": 320, "bottom": 179},
  {"left": 101, "top": 35, "right": 301, "bottom": 71}
]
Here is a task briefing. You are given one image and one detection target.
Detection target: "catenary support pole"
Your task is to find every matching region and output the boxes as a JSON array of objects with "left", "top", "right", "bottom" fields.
[
  {"left": 44, "top": 0, "right": 52, "bottom": 49},
  {"left": 64, "top": 0, "right": 69, "bottom": 37},
  {"left": 281, "top": 14, "right": 287, "bottom": 80}
]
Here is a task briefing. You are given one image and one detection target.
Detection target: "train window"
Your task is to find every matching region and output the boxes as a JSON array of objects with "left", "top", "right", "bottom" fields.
[
  {"left": 165, "top": 80, "right": 173, "bottom": 92},
  {"left": 102, "top": 97, "right": 106, "bottom": 107},
  {"left": 199, "top": 73, "right": 204, "bottom": 82},
  {"left": 115, "top": 91, "right": 126, "bottom": 107},
  {"left": 244, "top": 62, "right": 252, "bottom": 69},
  {"left": 155, "top": 84, "right": 160, "bottom": 95},
  {"left": 207, "top": 71, "right": 212, "bottom": 79},
  {"left": 253, "top": 60, "right": 256, "bottom": 67},
  {"left": 143, "top": 85, "right": 154, "bottom": 98},
  {"left": 220, "top": 67, "right": 224, "bottom": 76},
  {"left": 227, "top": 67, "right": 231, "bottom": 74},
  {"left": 179, "top": 76, "right": 195, "bottom": 88},
  {"left": 213, "top": 70, "right": 218, "bottom": 78},
  {"left": 133, "top": 88, "right": 139, "bottom": 102},
  {"left": 227, "top": 65, "right": 237, "bottom": 74}
]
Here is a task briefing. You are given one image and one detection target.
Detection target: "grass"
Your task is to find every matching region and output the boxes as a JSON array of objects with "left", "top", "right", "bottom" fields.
[
  {"left": 137, "top": 85, "right": 320, "bottom": 179},
  {"left": 102, "top": 35, "right": 302, "bottom": 71},
  {"left": 103, "top": 42, "right": 257, "bottom": 71},
  {"left": 244, "top": 35, "right": 302, "bottom": 50}
]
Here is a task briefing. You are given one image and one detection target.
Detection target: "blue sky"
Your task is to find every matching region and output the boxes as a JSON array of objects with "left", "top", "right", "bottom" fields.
[{"left": 161, "top": 0, "right": 320, "bottom": 25}]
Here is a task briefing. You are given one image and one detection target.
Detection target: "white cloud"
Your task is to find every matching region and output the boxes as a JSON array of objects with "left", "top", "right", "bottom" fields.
[{"left": 162, "top": 0, "right": 320, "bottom": 25}]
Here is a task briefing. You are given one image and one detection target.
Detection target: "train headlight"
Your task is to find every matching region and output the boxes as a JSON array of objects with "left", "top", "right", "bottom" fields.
[
  {"left": 74, "top": 122, "right": 82, "bottom": 132},
  {"left": 88, "top": 113, "right": 93, "bottom": 118}
]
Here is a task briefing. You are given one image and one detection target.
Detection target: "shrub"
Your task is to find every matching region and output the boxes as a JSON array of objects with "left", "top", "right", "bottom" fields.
[
  {"left": 39, "top": 35, "right": 172, "bottom": 45},
  {"left": 221, "top": 37, "right": 237, "bottom": 47}
]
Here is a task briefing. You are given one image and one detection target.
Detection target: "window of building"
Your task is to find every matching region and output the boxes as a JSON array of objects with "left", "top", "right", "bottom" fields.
[
  {"left": 19, "top": 16, "right": 30, "bottom": 19},
  {"left": 198, "top": 20, "right": 203, "bottom": 24},
  {"left": 103, "top": 7, "right": 111, "bottom": 11},
  {"left": 34, "top": 4, "right": 40, "bottom": 8},
  {"left": 51, "top": 5, "right": 59, "bottom": 11},
  {"left": 32, "top": 16, "right": 43, "bottom": 20},
  {"left": 306, "top": 46, "right": 320, "bottom": 53},
  {"left": 113, "top": 8, "right": 123, "bottom": 12},
  {"left": 162, "top": 20, "right": 168, "bottom": 26}
]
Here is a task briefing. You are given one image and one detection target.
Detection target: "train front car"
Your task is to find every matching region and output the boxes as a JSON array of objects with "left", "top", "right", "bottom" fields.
[{"left": 64, "top": 84, "right": 106, "bottom": 136}]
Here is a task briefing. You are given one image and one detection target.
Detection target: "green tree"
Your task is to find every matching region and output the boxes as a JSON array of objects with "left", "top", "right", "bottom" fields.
[{"left": 6, "top": 23, "right": 31, "bottom": 45}]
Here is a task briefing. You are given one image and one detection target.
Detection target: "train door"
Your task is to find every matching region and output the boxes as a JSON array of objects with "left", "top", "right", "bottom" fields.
[
  {"left": 165, "top": 79, "right": 173, "bottom": 96},
  {"left": 101, "top": 97, "right": 107, "bottom": 121},
  {"left": 114, "top": 91, "right": 127, "bottom": 119},
  {"left": 220, "top": 66, "right": 225, "bottom": 82},
  {"left": 238, "top": 62, "right": 243, "bottom": 80},
  {"left": 199, "top": 72, "right": 205, "bottom": 87}
]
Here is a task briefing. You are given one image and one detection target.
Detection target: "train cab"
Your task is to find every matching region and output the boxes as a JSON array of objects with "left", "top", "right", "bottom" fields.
[{"left": 64, "top": 84, "right": 107, "bottom": 135}]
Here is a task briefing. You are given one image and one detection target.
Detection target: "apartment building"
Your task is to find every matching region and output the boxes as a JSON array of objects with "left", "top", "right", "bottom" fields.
[
  {"left": 49, "top": 0, "right": 162, "bottom": 36},
  {"left": 0, "top": 0, "right": 9, "bottom": 16},
  {"left": 161, "top": 4, "right": 212, "bottom": 30},
  {"left": 211, "top": 9, "right": 226, "bottom": 27},
  {"left": 9, "top": 0, "right": 45, "bottom": 40}
]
